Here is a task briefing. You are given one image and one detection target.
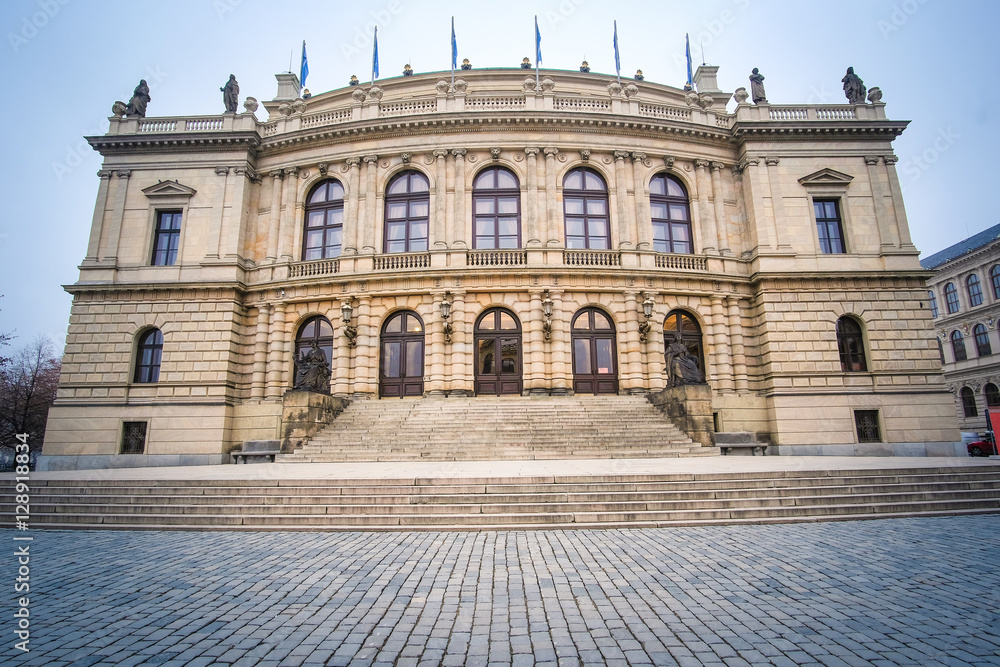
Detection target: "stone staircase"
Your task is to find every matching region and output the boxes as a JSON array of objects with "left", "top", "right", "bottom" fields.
[
  {"left": 279, "top": 395, "right": 711, "bottom": 462},
  {"left": 12, "top": 467, "right": 1000, "bottom": 531}
]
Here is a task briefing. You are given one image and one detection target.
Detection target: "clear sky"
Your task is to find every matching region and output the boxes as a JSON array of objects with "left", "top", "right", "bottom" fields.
[{"left": 1, "top": 0, "right": 997, "bottom": 349}]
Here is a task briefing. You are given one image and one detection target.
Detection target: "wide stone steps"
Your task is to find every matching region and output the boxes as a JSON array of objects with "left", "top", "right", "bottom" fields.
[
  {"left": 12, "top": 468, "right": 1000, "bottom": 531},
  {"left": 281, "top": 394, "right": 705, "bottom": 463}
]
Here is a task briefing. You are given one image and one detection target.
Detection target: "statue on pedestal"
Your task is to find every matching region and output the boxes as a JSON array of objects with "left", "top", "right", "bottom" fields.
[
  {"left": 125, "top": 79, "right": 150, "bottom": 117},
  {"left": 666, "top": 333, "right": 704, "bottom": 387},
  {"left": 221, "top": 75, "right": 239, "bottom": 113},
  {"left": 842, "top": 67, "right": 866, "bottom": 105},
  {"left": 749, "top": 68, "right": 767, "bottom": 104},
  {"left": 293, "top": 341, "right": 331, "bottom": 393}
]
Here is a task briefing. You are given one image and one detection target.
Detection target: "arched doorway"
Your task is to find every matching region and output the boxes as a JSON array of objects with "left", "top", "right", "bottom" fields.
[
  {"left": 571, "top": 308, "right": 618, "bottom": 394},
  {"left": 474, "top": 308, "right": 523, "bottom": 395},
  {"left": 379, "top": 310, "right": 424, "bottom": 397}
]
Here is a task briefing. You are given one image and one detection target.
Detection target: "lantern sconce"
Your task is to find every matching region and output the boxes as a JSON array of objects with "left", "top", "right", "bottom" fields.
[
  {"left": 542, "top": 290, "right": 554, "bottom": 341},
  {"left": 639, "top": 293, "right": 654, "bottom": 342},
  {"left": 340, "top": 300, "right": 358, "bottom": 347},
  {"left": 440, "top": 292, "right": 453, "bottom": 344}
]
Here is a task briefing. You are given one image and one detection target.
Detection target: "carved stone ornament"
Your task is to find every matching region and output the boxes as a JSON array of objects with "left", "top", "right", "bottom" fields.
[
  {"left": 685, "top": 90, "right": 700, "bottom": 107},
  {"left": 607, "top": 81, "right": 623, "bottom": 97},
  {"left": 867, "top": 86, "right": 883, "bottom": 103},
  {"left": 278, "top": 102, "right": 293, "bottom": 117},
  {"left": 663, "top": 156, "right": 676, "bottom": 169},
  {"left": 557, "top": 154, "right": 567, "bottom": 162},
  {"left": 243, "top": 96, "right": 259, "bottom": 113},
  {"left": 624, "top": 83, "right": 639, "bottom": 98},
  {"left": 367, "top": 85, "right": 383, "bottom": 101},
  {"left": 424, "top": 155, "right": 436, "bottom": 165},
  {"left": 540, "top": 77, "right": 555, "bottom": 92},
  {"left": 699, "top": 94, "right": 714, "bottom": 109},
  {"left": 400, "top": 153, "right": 411, "bottom": 164},
  {"left": 522, "top": 77, "right": 536, "bottom": 93},
  {"left": 579, "top": 149, "right": 591, "bottom": 162},
  {"left": 379, "top": 159, "right": 390, "bottom": 168},
  {"left": 436, "top": 80, "right": 451, "bottom": 95},
  {"left": 601, "top": 155, "right": 613, "bottom": 165},
  {"left": 112, "top": 101, "right": 128, "bottom": 117},
  {"left": 316, "top": 163, "right": 328, "bottom": 176},
  {"left": 351, "top": 87, "right": 367, "bottom": 103},
  {"left": 490, "top": 147, "right": 502, "bottom": 161},
  {"left": 290, "top": 98, "right": 307, "bottom": 114},
  {"left": 452, "top": 78, "right": 468, "bottom": 94},
  {"left": 467, "top": 154, "right": 478, "bottom": 163},
  {"left": 733, "top": 87, "right": 749, "bottom": 104}
]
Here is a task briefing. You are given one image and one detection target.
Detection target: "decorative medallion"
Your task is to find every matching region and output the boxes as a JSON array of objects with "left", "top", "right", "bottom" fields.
[{"left": 601, "top": 155, "right": 613, "bottom": 165}]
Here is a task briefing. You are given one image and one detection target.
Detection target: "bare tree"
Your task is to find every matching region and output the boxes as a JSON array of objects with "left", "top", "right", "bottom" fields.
[
  {"left": 0, "top": 337, "right": 61, "bottom": 450},
  {"left": 0, "top": 294, "right": 13, "bottom": 368}
]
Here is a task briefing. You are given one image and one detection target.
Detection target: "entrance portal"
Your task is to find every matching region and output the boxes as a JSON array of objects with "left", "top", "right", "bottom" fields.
[
  {"left": 571, "top": 307, "right": 618, "bottom": 394},
  {"left": 474, "top": 308, "right": 523, "bottom": 395},
  {"left": 379, "top": 310, "right": 425, "bottom": 397}
]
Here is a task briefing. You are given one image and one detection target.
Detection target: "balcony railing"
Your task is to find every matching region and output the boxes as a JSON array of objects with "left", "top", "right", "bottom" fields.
[
  {"left": 289, "top": 258, "right": 340, "bottom": 278},
  {"left": 655, "top": 254, "right": 707, "bottom": 271},
  {"left": 374, "top": 253, "right": 431, "bottom": 271},
  {"left": 467, "top": 250, "right": 527, "bottom": 267},
  {"left": 563, "top": 250, "right": 621, "bottom": 267}
]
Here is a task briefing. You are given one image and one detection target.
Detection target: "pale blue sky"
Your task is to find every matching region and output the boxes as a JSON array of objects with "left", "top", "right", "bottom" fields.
[{"left": 1, "top": 0, "right": 997, "bottom": 347}]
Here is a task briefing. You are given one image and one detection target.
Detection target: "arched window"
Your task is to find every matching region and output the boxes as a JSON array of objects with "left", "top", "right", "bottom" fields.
[
  {"left": 474, "top": 307, "right": 523, "bottom": 395},
  {"left": 961, "top": 387, "right": 978, "bottom": 418},
  {"left": 294, "top": 316, "right": 334, "bottom": 389},
  {"left": 928, "top": 290, "right": 938, "bottom": 318},
  {"left": 985, "top": 383, "right": 1000, "bottom": 408},
  {"left": 649, "top": 173, "right": 693, "bottom": 254},
  {"left": 967, "top": 274, "right": 983, "bottom": 307},
  {"left": 384, "top": 170, "right": 430, "bottom": 253},
  {"left": 570, "top": 307, "right": 618, "bottom": 394},
  {"left": 134, "top": 329, "right": 163, "bottom": 383},
  {"left": 944, "top": 282, "right": 959, "bottom": 314},
  {"left": 663, "top": 310, "right": 704, "bottom": 375},
  {"left": 303, "top": 180, "right": 344, "bottom": 260},
  {"left": 974, "top": 324, "right": 992, "bottom": 357},
  {"left": 836, "top": 317, "right": 867, "bottom": 372},
  {"left": 473, "top": 167, "right": 521, "bottom": 249},
  {"left": 379, "top": 310, "right": 425, "bottom": 397},
  {"left": 563, "top": 167, "right": 610, "bottom": 249},
  {"left": 990, "top": 265, "right": 1000, "bottom": 299},
  {"left": 951, "top": 330, "right": 967, "bottom": 362}
]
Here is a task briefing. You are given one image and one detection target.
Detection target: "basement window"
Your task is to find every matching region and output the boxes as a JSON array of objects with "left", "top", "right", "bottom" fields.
[
  {"left": 121, "top": 421, "right": 147, "bottom": 455},
  {"left": 854, "top": 410, "right": 882, "bottom": 444}
]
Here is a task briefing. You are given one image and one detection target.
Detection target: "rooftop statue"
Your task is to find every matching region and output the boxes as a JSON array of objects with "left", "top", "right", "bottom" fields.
[
  {"left": 749, "top": 68, "right": 767, "bottom": 105},
  {"left": 221, "top": 74, "right": 239, "bottom": 113},
  {"left": 842, "top": 67, "right": 866, "bottom": 105},
  {"left": 125, "top": 79, "right": 150, "bottom": 117}
]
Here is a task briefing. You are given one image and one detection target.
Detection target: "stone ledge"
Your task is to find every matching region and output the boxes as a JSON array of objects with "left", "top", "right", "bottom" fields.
[{"left": 37, "top": 453, "right": 226, "bottom": 471}]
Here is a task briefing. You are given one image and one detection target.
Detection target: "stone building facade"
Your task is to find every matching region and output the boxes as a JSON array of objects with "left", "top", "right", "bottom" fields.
[
  {"left": 40, "top": 64, "right": 960, "bottom": 469},
  {"left": 922, "top": 223, "right": 1000, "bottom": 433}
]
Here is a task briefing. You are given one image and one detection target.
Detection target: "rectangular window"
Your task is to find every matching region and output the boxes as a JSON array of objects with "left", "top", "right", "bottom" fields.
[
  {"left": 854, "top": 410, "right": 881, "bottom": 444},
  {"left": 121, "top": 421, "right": 147, "bottom": 455},
  {"left": 152, "top": 211, "right": 182, "bottom": 265},
  {"left": 814, "top": 199, "right": 845, "bottom": 254}
]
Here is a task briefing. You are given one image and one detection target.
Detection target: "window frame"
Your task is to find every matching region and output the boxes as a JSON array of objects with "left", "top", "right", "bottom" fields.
[
  {"left": 991, "top": 265, "right": 1000, "bottom": 300},
  {"left": 854, "top": 409, "right": 882, "bottom": 443},
  {"left": 649, "top": 173, "right": 693, "bottom": 254},
  {"left": 974, "top": 323, "right": 992, "bottom": 357},
  {"left": 120, "top": 421, "right": 148, "bottom": 455},
  {"left": 151, "top": 210, "right": 182, "bottom": 266},
  {"left": 383, "top": 170, "right": 430, "bottom": 254},
  {"left": 813, "top": 199, "right": 846, "bottom": 254},
  {"left": 302, "top": 180, "right": 345, "bottom": 261},
  {"left": 951, "top": 330, "right": 968, "bottom": 362},
  {"left": 562, "top": 167, "right": 611, "bottom": 250},
  {"left": 472, "top": 167, "right": 522, "bottom": 250},
  {"left": 928, "top": 290, "right": 938, "bottom": 319},
  {"left": 836, "top": 316, "right": 868, "bottom": 372},
  {"left": 961, "top": 387, "right": 978, "bottom": 418},
  {"left": 967, "top": 274, "right": 984, "bottom": 308},
  {"left": 133, "top": 328, "right": 163, "bottom": 383},
  {"left": 944, "top": 282, "right": 959, "bottom": 314}
]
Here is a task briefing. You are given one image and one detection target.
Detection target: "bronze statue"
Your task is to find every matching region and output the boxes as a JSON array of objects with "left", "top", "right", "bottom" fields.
[
  {"left": 221, "top": 75, "right": 239, "bottom": 113},
  {"left": 749, "top": 68, "right": 767, "bottom": 104},
  {"left": 125, "top": 79, "right": 150, "bottom": 117},
  {"left": 842, "top": 67, "right": 866, "bottom": 105},
  {"left": 293, "top": 341, "right": 330, "bottom": 393},
  {"left": 665, "top": 333, "right": 704, "bottom": 387}
]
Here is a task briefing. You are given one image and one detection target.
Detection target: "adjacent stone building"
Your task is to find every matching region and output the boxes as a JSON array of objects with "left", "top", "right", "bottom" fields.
[
  {"left": 40, "top": 63, "right": 961, "bottom": 469},
  {"left": 922, "top": 223, "right": 1000, "bottom": 432}
]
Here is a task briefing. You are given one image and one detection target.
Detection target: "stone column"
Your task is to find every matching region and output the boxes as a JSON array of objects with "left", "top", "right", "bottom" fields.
[
  {"left": 883, "top": 155, "right": 914, "bottom": 248},
  {"left": 205, "top": 166, "right": 230, "bottom": 260},
  {"left": 266, "top": 302, "right": 287, "bottom": 398},
  {"left": 334, "top": 302, "right": 352, "bottom": 397},
  {"left": 524, "top": 148, "right": 541, "bottom": 247},
  {"left": 631, "top": 153, "right": 650, "bottom": 250},
  {"left": 85, "top": 170, "right": 113, "bottom": 262},
  {"left": 543, "top": 147, "right": 560, "bottom": 246},
  {"left": 613, "top": 151, "right": 634, "bottom": 249},
  {"left": 726, "top": 295, "right": 748, "bottom": 391},
  {"left": 251, "top": 304, "right": 270, "bottom": 399},
  {"left": 362, "top": 155, "right": 379, "bottom": 254},
  {"left": 646, "top": 304, "right": 666, "bottom": 392},
  {"left": 622, "top": 291, "right": 643, "bottom": 393},
  {"left": 449, "top": 290, "right": 472, "bottom": 395},
  {"left": 102, "top": 169, "right": 130, "bottom": 263},
  {"left": 427, "top": 293, "right": 446, "bottom": 396},
  {"left": 265, "top": 170, "right": 283, "bottom": 262},
  {"left": 710, "top": 162, "right": 730, "bottom": 254},
  {"left": 343, "top": 157, "right": 361, "bottom": 254},
  {"left": 764, "top": 158, "right": 789, "bottom": 250},
  {"left": 277, "top": 166, "right": 299, "bottom": 261},
  {"left": 527, "top": 289, "right": 546, "bottom": 393},
  {"left": 550, "top": 289, "right": 571, "bottom": 394},
  {"left": 695, "top": 159, "right": 716, "bottom": 254},
  {"left": 452, "top": 148, "right": 467, "bottom": 248},
  {"left": 711, "top": 295, "right": 733, "bottom": 391},
  {"left": 354, "top": 295, "right": 374, "bottom": 396},
  {"left": 433, "top": 150, "right": 448, "bottom": 249}
]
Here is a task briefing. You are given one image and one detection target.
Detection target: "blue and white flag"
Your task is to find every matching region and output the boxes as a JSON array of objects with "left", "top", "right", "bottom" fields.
[
  {"left": 685, "top": 33, "right": 693, "bottom": 88},
  {"left": 613, "top": 21, "right": 621, "bottom": 83},
  {"left": 534, "top": 15, "right": 542, "bottom": 66},
  {"left": 300, "top": 40, "right": 309, "bottom": 91},
  {"left": 372, "top": 26, "right": 379, "bottom": 84},
  {"left": 451, "top": 17, "right": 458, "bottom": 72}
]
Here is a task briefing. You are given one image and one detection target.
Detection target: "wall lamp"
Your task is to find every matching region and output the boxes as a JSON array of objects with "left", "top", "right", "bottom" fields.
[
  {"left": 340, "top": 300, "right": 358, "bottom": 347},
  {"left": 542, "top": 290, "right": 553, "bottom": 341},
  {"left": 440, "top": 293, "right": 453, "bottom": 343},
  {"left": 639, "top": 293, "right": 654, "bottom": 342}
]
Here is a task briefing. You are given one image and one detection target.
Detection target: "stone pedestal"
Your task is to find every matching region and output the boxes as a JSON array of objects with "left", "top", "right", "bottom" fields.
[
  {"left": 647, "top": 383, "right": 714, "bottom": 448},
  {"left": 280, "top": 390, "right": 349, "bottom": 452}
]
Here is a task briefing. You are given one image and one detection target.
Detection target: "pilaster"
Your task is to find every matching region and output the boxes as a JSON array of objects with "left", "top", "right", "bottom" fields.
[
  {"left": 452, "top": 148, "right": 467, "bottom": 248},
  {"left": 543, "top": 147, "right": 560, "bottom": 247},
  {"left": 84, "top": 170, "right": 113, "bottom": 262},
  {"left": 614, "top": 151, "right": 634, "bottom": 250}
]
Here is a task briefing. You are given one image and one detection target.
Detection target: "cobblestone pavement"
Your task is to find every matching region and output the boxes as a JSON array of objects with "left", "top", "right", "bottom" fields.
[{"left": 6, "top": 516, "right": 1000, "bottom": 666}]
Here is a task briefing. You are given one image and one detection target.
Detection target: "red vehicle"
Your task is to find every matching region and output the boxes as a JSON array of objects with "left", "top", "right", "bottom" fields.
[{"left": 968, "top": 438, "right": 996, "bottom": 457}]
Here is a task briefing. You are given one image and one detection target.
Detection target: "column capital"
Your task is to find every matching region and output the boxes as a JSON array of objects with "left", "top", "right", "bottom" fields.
[
  {"left": 614, "top": 150, "right": 630, "bottom": 161},
  {"left": 764, "top": 157, "right": 779, "bottom": 166},
  {"left": 451, "top": 148, "right": 467, "bottom": 158},
  {"left": 631, "top": 152, "right": 647, "bottom": 162},
  {"left": 215, "top": 166, "right": 230, "bottom": 176},
  {"left": 269, "top": 169, "right": 283, "bottom": 179},
  {"left": 864, "top": 155, "right": 881, "bottom": 165},
  {"left": 433, "top": 149, "right": 448, "bottom": 159},
  {"left": 543, "top": 146, "right": 559, "bottom": 157},
  {"left": 283, "top": 166, "right": 299, "bottom": 177},
  {"left": 711, "top": 161, "right": 726, "bottom": 171},
  {"left": 883, "top": 155, "right": 899, "bottom": 166},
  {"left": 345, "top": 157, "right": 361, "bottom": 168},
  {"left": 695, "top": 159, "right": 711, "bottom": 169},
  {"left": 115, "top": 169, "right": 131, "bottom": 179},
  {"left": 363, "top": 154, "right": 379, "bottom": 164},
  {"left": 524, "top": 147, "right": 540, "bottom": 157},
  {"left": 97, "top": 169, "right": 113, "bottom": 179}
]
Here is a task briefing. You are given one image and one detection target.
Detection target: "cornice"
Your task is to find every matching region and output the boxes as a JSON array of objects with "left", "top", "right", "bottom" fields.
[
  {"left": 732, "top": 119, "right": 908, "bottom": 142},
  {"left": 86, "top": 131, "right": 262, "bottom": 157}
]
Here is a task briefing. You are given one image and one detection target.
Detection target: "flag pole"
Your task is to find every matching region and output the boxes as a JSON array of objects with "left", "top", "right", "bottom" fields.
[
  {"left": 371, "top": 25, "right": 378, "bottom": 86},
  {"left": 534, "top": 15, "right": 540, "bottom": 89},
  {"left": 451, "top": 16, "right": 455, "bottom": 89},
  {"left": 614, "top": 20, "right": 621, "bottom": 86}
]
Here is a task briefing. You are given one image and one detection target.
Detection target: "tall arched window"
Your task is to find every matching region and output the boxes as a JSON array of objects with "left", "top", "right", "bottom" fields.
[
  {"left": 961, "top": 387, "right": 978, "bottom": 418},
  {"left": 473, "top": 167, "right": 521, "bottom": 249},
  {"left": 967, "top": 274, "right": 983, "bottom": 307},
  {"left": 303, "top": 180, "right": 345, "bottom": 260},
  {"left": 294, "top": 316, "right": 334, "bottom": 388},
  {"left": 836, "top": 317, "right": 867, "bottom": 372},
  {"left": 985, "top": 383, "right": 1000, "bottom": 408},
  {"left": 384, "top": 170, "right": 430, "bottom": 253},
  {"left": 663, "top": 310, "right": 704, "bottom": 376},
  {"left": 944, "top": 282, "right": 959, "bottom": 314},
  {"left": 951, "top": 330, "right": 967, "bottom": 362},
  {"left": 990, "top": 265, "right": 1000, "bottom": 299},
  {"left": 974, "top": 323, "right": 992, "bottom": 357},
  {"left": 563, "top": 168, "right": 610, "bottom": 249},
  {"left": 134, "top": 329, "right": 163, "bottom": 383},
  {"left": 928, "top": 290, "right": 938, "bottom": 318},
  {"left": 649, "top": 174, "right": 693, "bottom": 254}
]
